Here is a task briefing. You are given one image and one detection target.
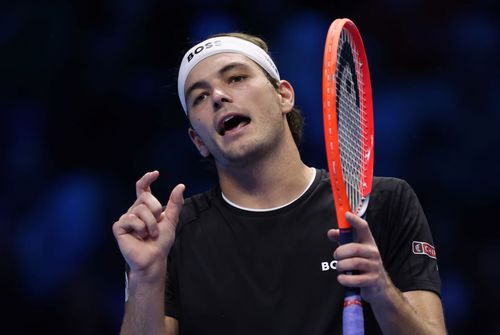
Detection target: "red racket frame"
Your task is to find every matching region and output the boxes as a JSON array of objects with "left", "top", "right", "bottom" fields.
[{"left": 322, "top": 18, "right": 374, "bottom": 230}]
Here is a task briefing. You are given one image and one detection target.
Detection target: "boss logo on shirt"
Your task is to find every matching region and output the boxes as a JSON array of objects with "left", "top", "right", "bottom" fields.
[
  {"left": 412, "top": 241, "right": 436, "bottom": 259},
  {"left": 321, "top": 260, "right": 338, "bottom": 271}
]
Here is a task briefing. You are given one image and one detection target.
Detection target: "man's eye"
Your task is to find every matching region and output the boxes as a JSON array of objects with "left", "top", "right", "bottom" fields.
[
  {"left": 192, "top": 93, "right": 208, "bottom": 106},
  {"left": 230, "top": 75, "right": 245, "bottom": 83}
]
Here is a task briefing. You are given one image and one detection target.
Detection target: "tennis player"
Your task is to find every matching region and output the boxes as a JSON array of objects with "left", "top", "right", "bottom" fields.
[{"left": 112, "top": 33, "right": 446, "bottom": 334}]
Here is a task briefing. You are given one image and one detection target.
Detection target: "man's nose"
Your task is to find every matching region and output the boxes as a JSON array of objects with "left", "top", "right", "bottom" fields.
[{"left": 212, "top": 87, "right": 231, "bottom": 110}]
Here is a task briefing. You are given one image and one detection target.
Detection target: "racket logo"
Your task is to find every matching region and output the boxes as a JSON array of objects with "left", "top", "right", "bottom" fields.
[
  {"left": 336, "top": 39, "right": 361, "bottom": 124},
  {"left": 344, "top": 299, "right": 362, "bottom": 308},
  {"left": 412, "top": 241, "right": 437, "bottom": 259},
  {"left": 364, "top": 147, "right": 371, "bottom": 161}
]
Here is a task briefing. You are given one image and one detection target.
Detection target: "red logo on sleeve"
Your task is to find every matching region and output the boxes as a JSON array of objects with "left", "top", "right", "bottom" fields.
[{"left": 412, "top": 241, "right": 437, "bottom": 259}]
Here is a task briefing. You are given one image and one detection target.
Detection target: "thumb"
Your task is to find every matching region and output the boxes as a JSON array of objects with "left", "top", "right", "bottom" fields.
[
  {"left": 327, "top": 228, "right": 340, "bottom": 244},
  {"left": 163, "top": 184, "right": 185, "bottom": 226}
]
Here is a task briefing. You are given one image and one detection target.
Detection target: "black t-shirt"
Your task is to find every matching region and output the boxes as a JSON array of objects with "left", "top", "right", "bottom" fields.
[{"left": 165, "top": 169, "right": 441, "bottom": 334}]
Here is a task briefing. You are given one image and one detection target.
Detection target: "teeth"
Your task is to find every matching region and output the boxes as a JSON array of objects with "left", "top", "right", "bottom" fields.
[
  {"left": 224, "top": 115, "right": 235, "bottom": 122},
  {"left": 218, "top": 115, "right": 249, "bottom": 136}
]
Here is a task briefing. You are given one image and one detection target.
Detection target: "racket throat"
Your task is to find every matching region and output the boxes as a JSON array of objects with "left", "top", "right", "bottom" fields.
[{"left": 356, "top": 196, "right": 370, "bottom": 217}]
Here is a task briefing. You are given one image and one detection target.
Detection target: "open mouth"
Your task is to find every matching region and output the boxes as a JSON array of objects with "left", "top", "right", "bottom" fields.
[{"left": 217, "top": 115, "right": 251, "bottom": 136}]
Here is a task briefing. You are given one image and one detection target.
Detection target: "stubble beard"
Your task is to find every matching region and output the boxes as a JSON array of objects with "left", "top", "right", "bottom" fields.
[
  {"left": 215, "top": 122, "right": 285, "bottom": 169},
  {"left": 215, "top": 136, "right": 272, "bottom": 169}
]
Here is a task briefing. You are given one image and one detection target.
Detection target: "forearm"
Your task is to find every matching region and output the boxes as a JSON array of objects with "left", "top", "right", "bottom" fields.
[
  {"left": 370, "top": 283, "right": 446, "bottom": 335},
  {"left": 120, "top": 261, "right": 168, "bottom": 335}
]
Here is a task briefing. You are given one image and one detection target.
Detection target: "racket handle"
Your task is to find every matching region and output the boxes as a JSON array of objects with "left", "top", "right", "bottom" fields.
[
  {"left": 339, "top": 228, "right": 364, "bottom": 335},
  {"left": 339, "top": 227, "right": 354, "bottom": 245},
  {"left": 343, "top": 293, "right": 364, "bottom": 335}
]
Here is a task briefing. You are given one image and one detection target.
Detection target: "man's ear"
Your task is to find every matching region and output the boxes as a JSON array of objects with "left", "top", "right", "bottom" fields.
[
  {"left": 277, "top": 80, "right": 295, "bottom": 114},
  {"left": 188, "top": 128, "right": 210, "bottom": 157}
]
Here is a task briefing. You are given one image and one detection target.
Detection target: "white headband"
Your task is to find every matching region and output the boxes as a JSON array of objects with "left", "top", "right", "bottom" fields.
[{"left": 177, "top": 36, "right": 280, "bottom": 113}]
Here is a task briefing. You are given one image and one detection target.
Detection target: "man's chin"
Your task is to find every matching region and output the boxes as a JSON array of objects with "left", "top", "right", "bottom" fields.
[{"left": 214, "top": 144, "right": 265, "bottom": 167}]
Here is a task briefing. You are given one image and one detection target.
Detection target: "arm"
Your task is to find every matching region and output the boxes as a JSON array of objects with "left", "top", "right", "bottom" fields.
[
  {"left": 122, "top": 271, "right": 180, "bottom": 335},
  {"left": 328, "top": 213, "right": 446, "bottom": 335},
  {"left": 370, "top": 281, "right": 446, "bottom": 334},
  {"left": 112, "top": 171, "right": 184, "bottom": 335},
  {"left": 165, "top": 316, "right": 179, "bottom": 335},
  {"left": 121, "top": 262, "right": 168, "bottom": 335}
]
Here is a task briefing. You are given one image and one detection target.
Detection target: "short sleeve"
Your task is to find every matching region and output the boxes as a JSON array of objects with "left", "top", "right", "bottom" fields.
[{"left": 367, "top": 178, "right": 441, "bottom": 296}]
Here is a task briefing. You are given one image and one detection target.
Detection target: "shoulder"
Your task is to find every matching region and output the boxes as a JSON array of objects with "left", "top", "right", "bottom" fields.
[
  {"left": 180, "top": 191, "right": 211, "bottom": 221},
  {"left": 177, "top": 188, "right": 218, "bottom": 231},
  {"left": 372, "top": 176, "right": 413, "bottom": 194},
  {"left": 365, "top": 177, "right": 424, "bottom": 233},
  {"left": 370, "top": 177, "right": 420, "bottom": 209},
  {"left": 367, "top": 177, "right": 428, "bottom": 240}
]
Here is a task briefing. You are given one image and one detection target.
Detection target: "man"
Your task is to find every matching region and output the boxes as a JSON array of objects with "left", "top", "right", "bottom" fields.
[{"left": 112, "top": 33, "right": 446, "bottom": 334}]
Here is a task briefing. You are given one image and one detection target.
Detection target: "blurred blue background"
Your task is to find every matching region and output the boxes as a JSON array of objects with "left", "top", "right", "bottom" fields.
[{"left": 1, "top": 0, "right": 499, "bottom": 333}]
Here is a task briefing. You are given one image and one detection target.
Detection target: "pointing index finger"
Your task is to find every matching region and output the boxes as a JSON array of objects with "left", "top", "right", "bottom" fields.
[
  {"left": 136, "top": 170, "right": 160, "bottom": 197},
  {"left": 345, "top": 211, "right": 375, "bottom": 245}
]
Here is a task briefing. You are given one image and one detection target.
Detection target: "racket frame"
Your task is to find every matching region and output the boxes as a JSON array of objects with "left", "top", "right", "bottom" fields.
[
  {"left": 322, "top": 18, "right": 374, "bottom": 230},
  {"left": 322, "top": 18, "right": 375, "bottom": 335}
]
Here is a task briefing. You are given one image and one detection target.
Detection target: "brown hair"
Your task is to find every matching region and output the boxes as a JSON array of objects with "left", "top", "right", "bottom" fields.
[{"left": 208, "top": 32, "right": 305, "bottom": 147}]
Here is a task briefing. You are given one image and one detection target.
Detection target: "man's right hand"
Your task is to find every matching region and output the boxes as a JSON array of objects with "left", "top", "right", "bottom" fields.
[{"left": 112, "top": 171, "right": 185, "bottom": 276}]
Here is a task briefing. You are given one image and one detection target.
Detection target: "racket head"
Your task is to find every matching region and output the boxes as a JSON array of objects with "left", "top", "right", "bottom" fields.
[{"left": 322, "top": 18, "right": 374, "bottom": 229}]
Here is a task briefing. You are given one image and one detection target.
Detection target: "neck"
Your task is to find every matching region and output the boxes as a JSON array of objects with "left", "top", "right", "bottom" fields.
[{"left": 216, "top": 136, "right": 314, "bottom": 209}]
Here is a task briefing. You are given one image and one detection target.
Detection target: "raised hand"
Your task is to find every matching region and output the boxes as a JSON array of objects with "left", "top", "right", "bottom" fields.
[{"left": 112, "top": 171, "right": 185, "bottom": 275}]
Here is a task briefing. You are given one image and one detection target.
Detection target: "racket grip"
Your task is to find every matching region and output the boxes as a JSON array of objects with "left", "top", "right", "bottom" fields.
[
  {"left": 343, "top": 293, "right": 364, "bottom": 335},
  {"left": 339, "top": 228, "right": 364, "bottom": 335},
  {"left": 339, "top": 227, "right": 354, "bottom": 245}
]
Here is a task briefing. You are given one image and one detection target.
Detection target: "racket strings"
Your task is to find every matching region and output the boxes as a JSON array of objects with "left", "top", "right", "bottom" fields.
[{"left": 336, "top": 29, "right": 369, "bottom": 213}]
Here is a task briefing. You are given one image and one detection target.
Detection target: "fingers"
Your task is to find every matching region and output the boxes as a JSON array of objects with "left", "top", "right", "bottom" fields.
[
  {"left": 330, "top": 212, "right": 380, "bottom": 273},
  {"left": 337, "top": 272, "right": 379, "bottom": 288},
  {"left": 117, "top": 172, "right": 182, "bottom": 242},
  {"left": 113, "top": 213, "right": 150, "bottom": 240},
  {"left": 130, "top": 203, "right": 159, "bottom": 238},
  {"left": 327, "top": 212, "right": 374, "bottom": 245},
  {"left": 333, "top": 242, "right": 384, "bottom": 289},
  {"left": 130, "top": 191, "right": 163, "bottom": 221},
  {"left": 124, "top": 172, "right": 163, "bottom": 238},
  {"left": 334, "top": 241, "right": 379, "bottom": 261},
  {"left": 131, "top": 170, "right": 163, "bottom": 219},
  {"left": 335, "top": 254, "right": 379, "bottom": 273},
  {"left": 331, "top": 213, "right": 390, "bottom": 300},
  {"left": 327, "top": 228, "right": 339, "bottom": 244},
  {"left": 136, "top": 170, "right": 160, "bottom": 198},
  {"left": 345, "top": 212, "right": 375, "bottom": 245}
]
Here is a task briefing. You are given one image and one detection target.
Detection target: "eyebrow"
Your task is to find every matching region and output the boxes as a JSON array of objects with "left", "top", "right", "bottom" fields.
[{"left": 184, "top": 62, "right": 252, "bottom": 102}]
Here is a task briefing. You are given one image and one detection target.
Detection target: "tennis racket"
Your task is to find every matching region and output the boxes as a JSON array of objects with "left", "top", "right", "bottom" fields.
[{"left": 322, "top": 18, "right": 375, "bottom": 335}]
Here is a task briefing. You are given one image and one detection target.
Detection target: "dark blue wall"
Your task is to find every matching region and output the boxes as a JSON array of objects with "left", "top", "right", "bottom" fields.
[{"left": 1, "top": 1, "right": 498, "bottom": 333}]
